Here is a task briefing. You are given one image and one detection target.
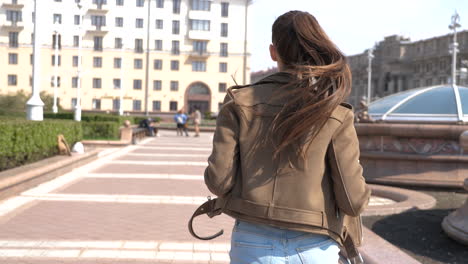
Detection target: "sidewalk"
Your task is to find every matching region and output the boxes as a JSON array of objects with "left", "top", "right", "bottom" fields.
[{"left": 0, "top": 131, "right": 420, "bottom": 263}]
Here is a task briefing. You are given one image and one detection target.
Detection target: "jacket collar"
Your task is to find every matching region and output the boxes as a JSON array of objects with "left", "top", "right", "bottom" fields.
[{"left": 255, "top": 71, "right": 295, "bottom": 85}]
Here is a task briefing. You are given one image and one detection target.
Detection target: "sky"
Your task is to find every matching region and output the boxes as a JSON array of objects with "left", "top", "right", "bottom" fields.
[{"left": 248, "top": 0, "right": 468, "bottom": 72}]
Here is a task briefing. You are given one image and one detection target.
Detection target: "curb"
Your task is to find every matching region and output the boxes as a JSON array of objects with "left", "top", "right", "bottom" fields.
[
  {"left": 361, "top": 227, "right": 422, "bottom": 264},
  {"left": 0, "top": 149, "right": 106, "bottom": 201},
  {"left": 363, "top": 184, "right": 437, "bottom": 216}
]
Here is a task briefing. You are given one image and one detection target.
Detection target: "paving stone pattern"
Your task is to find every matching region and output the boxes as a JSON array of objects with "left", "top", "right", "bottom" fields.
[{"left": 0, "top": 131, "right": 391, "bottom": 264}]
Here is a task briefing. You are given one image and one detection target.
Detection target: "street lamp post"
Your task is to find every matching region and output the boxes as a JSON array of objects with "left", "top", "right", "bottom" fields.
[
  {"left": 26, "top": 0, "right": 45, "bottom": 121},
  {"left": 367, "top": 47, "right": 374, "bottom": 105},
  {"left": 74, "top": 1, "right": 83, "bottom": 121},
  {"left": 52, "top": 18, "right": 60, "bottom": 114},
  {"left": 449, "top": 11, "right": 463, "bottom": 122}
]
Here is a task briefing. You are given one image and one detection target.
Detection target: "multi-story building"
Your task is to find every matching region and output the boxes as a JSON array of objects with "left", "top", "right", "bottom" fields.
[
  {"left": 348, "top": 32, "right": 468, "bottom": 106},
  {"left": 0, "top": 0, "right": 251, "bottom": 115}
]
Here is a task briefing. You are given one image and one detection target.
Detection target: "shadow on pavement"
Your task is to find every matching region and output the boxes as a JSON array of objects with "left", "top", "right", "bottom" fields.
[{"left": 363, "top": 208, "right": 468, "bottom": 264}]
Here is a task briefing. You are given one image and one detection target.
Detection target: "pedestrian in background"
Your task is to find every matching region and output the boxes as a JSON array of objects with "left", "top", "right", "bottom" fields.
[
  {"left": 174, "top": 110, "right": 189, "bottom": 137},
  {"left": 192, "top": 106, "right": 202, "bottom": 137},
  {"left": 197, "top": 10, "right": 370, "bottom": 264}
]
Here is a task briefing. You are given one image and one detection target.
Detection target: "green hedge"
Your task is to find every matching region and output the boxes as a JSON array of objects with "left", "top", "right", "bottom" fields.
[
  {"left": 0, "top": 120, "right": 83, "bottom": 171},
  {"left": 82, "top": 121, "right": 120, "bottom": 140},
  {"left": 44, "top": 112, "right": 135, "bottom": 125}
]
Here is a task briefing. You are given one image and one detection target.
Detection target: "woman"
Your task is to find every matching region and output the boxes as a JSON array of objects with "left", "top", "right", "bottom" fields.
[{"left": 202, "top": 11, "right": 370, "bottom": 263}]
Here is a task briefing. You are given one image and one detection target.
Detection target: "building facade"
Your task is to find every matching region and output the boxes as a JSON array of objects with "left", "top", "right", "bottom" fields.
[
  {"left": 0, "top": 0, "right": 251, "bottom": 115},
  {"left": 348, "top": 32, "right": 468, "bottom": 106}
]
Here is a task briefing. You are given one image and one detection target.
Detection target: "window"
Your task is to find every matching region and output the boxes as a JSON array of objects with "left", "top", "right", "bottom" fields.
[
  {"left": 221, "top": 2, "right": 229, "bottom": 17},
  {"left": 156, "top": 0, "right": 164, "bottom": 8},
  {"left": 171, "top": 60, "right": 179, "bottom": 71},
  {"left": 50, "top": 76, "right": 61, "bottom": 87},
  {"left": 221, "top": 23, "right": 228, "bottom": 37},
  {"left": 72, "top": 98, "right": 77, "bottom": 108},
  {"left": 9, "top": 32, "right": 18, "bottom": 48},
  {"left": 92, "top": 99, "right": 101, "bottom": 110},
  {"left": 193, "top": 40, "right": 207, "bottom": 54},
  {"left": 190, "top": 19, "right": 210, "bottom": 31},
  {"left": 51, "top": 55, "right": 61, "bottom": 66},
  {"left": 115, "top": 17, "right": 123, "bottom": 27},
  {"left": 116, "top": 0, "right": 124, "bottom": 6},
  {"left": 171, "top": 40, "right": 180, "bottom": 55},
  {"left": 74, "top": 15, "right": 80, "bottom": 25},
  {"left": 155, "top": 40, "right": 162, "bottom": 50},
  {"left": 53, "top": 13, "right": 62, "bottom": 24},
  {"left": 133, "top": 100, "right": 142, "bottom": 111},
  {"left": 219, "top": 62, "right": 227, "bottom": 72},
  {"left": 8, "top": 75, "right": 17, "bottom": 86},
  {"left": 114, "top": 57, "right": 122, "bottom": 68},
  {"left": 93, "top": 78, "right": 102, "bottom": 88},
  {"left": 134, "top": 58, "right": 143, "bottom": 69},
  {"left": 425, "top": 78, "right": 433, "bottom": 86},
  {"left": 192, "top": 61, "right": 206, "bottom": 72},
  {"left": 153, "top": 80, "right": 162, "bottom": 90},
  {"left": 115, "top": 37, "right": 123, "bottom": 49},
  {"left": 191, "top": 0, "right": 210, "bottom": 11},
  {"left": 135, "top": 39, "right": 143, "bottom": 53},
  {"left": 218, "top": 82, "right": 227, "bottom": 92},
  {"left": 73, "top": 36, "right": 79, "bottom": 47},
  {"left": 72, "top": 56, "right": 79, "bottom": 67},
  {"left": 170, "top": 101, "right": 178, "bottom": 111},
  {"left": 133, "top": 79, "right": 142, "bottom": 90},
  {"left": 94, "top": 36, "right": 103, "bottom": 51},
  {"left": 155, "top": 19, "right": 163, "bottom": 29},
  {"left": 136, "top": 18, "right": 144, "bottom": 28},
  {"left": 72, "top": 77, "right": 78, "bottom": 88},
  {"left": 93, "top": 57, "right": 102, "bottom": 68},
  {"left": 170, "top": 81, "right": 179, "bottom": 91},
  {"left": 113, "top": 78, "right": 121, "bottom": 89},
  {"left": 6, "top": 10, "right": 22, "bottom": 23},
  {"left": 52, "top": 34, "right": 62, "bottom": 49},
  {"left": 93, "top": 0, "right": 107, "bottom": 5},
  {"left": 152, "top": 100, "right": 161, "bottom": 111},
  {"left": 220, "top": 43, "right": 228, "bottom": 57},
  {"left": 172, "top": 20, "right": 180, "bottom": 34},
  {"left": 113, "top": 99, "right": 120, "bottom": 110},
  {"left": 154, "top": 59, "right": 162, "bottom": 70},
  {"left": 136, "top": 0, "right": 144, "bottom": 7},
  {"left": 91, "top": 15, "right": 106, "bottom": 27},
  {"left": 173, "top": 0, "right": 181, "bottom": 13},
  {"left": 8, "top": 53, "right": 18, "bottom": 65}
]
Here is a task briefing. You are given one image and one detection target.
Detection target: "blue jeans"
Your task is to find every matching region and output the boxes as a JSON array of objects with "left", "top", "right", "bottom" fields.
[{"left": 230, "top": 220, "right": 340, "bottom": 264}]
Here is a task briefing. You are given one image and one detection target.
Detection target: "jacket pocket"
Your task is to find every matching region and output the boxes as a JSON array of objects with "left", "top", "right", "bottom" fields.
[{"left": 295, "top": 238, "right": 340, "bottom": 264}]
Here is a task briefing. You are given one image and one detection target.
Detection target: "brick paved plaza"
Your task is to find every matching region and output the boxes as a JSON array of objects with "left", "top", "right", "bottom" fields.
[
  {"left": 0, "top": 131, "right": 234, "bottom": 264},
  {"left": 0, "top": 130, "right": 409, "bottom": 264}
]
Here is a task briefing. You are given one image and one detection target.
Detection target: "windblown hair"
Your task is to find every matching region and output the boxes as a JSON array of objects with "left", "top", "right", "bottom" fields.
[{"left": 270, "top": 11, "right": 352, "bottom": 159}]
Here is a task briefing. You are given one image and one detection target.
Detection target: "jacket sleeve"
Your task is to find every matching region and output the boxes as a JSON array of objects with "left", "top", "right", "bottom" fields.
[
  {"left": 204, "top": 101, "right": 240, "bottom": 197},
  {"left": 328, "top": 110, "right": 371, "bottom": 217}
]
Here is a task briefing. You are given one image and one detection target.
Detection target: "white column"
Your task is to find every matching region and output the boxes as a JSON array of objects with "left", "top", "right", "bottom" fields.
[
  {"left": 119, "top": 40, "right": 125, "bottom": 116},
  {"left": 52, "top": 20, "right": 60, "bottom": 114},
  {"left": 74, "top": 3, "right": 84, "bottom": 122},
  {"left": 26, "top": 0, "right": 45, "bottom": 121}
]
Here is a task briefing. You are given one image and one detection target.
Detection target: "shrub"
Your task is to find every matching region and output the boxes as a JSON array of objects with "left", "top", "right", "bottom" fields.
[
  {"left": 82, "top": 121, "right": 120, "bottom": 140},
  {"left": 0, "top": 120, "right": 82, "bottom": 171}
]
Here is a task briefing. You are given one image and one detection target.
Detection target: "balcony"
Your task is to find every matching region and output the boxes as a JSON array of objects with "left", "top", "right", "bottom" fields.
[
  {"left": 188, "top": 30, "right": 212, "bottom": 41},
  {"left": 1, "top": 2, "right": 24, "bottom": 9},
  {"left": 86, "top": 25, "right": 108, "bottom": 35},
  {"left": 2, "top": 20, "right": 24, "bottom": 31},
  {"left": 87, "top": 3, "right": 109, "bottom": 14},
  {"left": 188, "top": 50, "right": 210, "bottom": 58}
]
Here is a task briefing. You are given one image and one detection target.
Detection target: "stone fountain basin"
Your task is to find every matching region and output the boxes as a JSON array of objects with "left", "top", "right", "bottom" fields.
[{"left": 356, "top": 123, "right": 468, "bottom": 189}]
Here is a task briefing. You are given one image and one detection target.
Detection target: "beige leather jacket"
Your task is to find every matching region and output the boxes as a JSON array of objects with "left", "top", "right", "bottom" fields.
[{"left": 204, "top": 72, "right": 371, "bottom": 247}]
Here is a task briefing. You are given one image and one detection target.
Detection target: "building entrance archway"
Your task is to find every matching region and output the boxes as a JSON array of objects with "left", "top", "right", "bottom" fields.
[{"left": 185, "top": 82, "right": 211, "bottom": 114}]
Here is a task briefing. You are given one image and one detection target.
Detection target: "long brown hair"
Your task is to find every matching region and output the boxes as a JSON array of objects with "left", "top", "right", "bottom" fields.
[{"left": 270, "top": 11, "right": 352, "bottom": 159}]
